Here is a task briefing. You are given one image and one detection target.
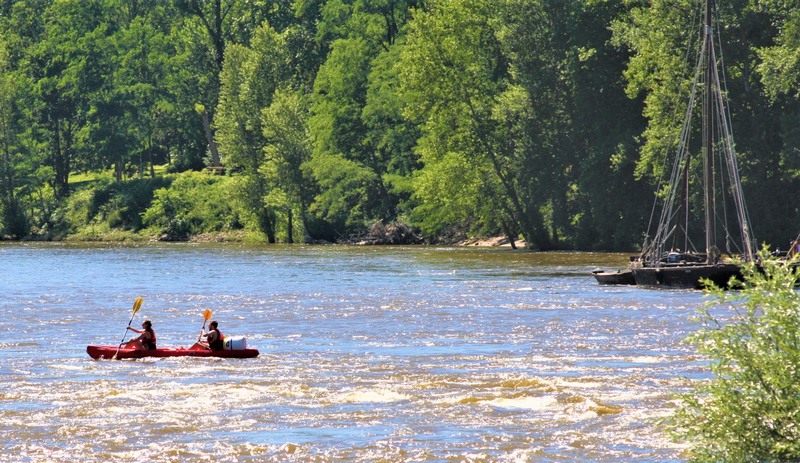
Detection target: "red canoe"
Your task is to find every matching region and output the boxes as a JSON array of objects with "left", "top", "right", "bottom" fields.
[{"left": 87, "top": 345, "right": 260, "bottom": 360}]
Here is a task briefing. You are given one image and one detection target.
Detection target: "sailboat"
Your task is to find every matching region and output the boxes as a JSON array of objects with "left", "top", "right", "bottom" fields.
[{"left": 630, "top": 0, "right": 757, "bottom": 289}]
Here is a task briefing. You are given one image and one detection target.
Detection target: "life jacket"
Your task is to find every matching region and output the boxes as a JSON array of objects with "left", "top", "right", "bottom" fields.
[
  {"left": 143, "top": 328, "right": 157, "bottom": 350},
  {"left": 209, "top": 329, "right": 224, "bottom": 351}
]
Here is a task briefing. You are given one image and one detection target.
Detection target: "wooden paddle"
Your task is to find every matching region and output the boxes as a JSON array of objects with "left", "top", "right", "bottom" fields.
[
  {"left": 197, "top": 309, "right": 212, "bottom": 342},
  {"left": 112, "top": 297, "right": 144, "bottom": 359}
]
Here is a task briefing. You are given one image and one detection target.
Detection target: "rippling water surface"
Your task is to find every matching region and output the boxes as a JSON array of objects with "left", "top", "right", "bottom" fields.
[{"left": 0, "top": 243, "right": 709, "bottom": 462}]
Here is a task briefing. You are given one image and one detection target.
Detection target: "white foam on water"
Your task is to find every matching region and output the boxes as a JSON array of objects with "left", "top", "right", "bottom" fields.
[
  {"left": 335, "top": 387, "right": 411, "bottom": 404},
  {"left": 485, "top": 395, "right": 558, "bottom": 411}
]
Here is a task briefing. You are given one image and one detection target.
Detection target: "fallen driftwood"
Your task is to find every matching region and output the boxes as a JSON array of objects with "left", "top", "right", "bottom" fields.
[{"left": 353, "top": 221, "right": 423, "bottom": 245}]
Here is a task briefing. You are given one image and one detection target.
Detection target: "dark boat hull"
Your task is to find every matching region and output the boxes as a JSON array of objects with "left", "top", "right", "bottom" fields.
[
  {"left": 631, "top": 263, "right": 741, "bottom": 289},
  {"left": 87, "top": 345, "right": 260, "bottom": 360},
  {"left": 592, "top": 269, "right": 636, "bottom": 285}
]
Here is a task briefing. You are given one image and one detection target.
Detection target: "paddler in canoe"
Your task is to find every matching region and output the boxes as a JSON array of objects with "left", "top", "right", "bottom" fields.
[
  {"left": 189, "top": 309, "right": 223, "bottom": 351},
  {"left": 195, "top": 320, "right": 224, "bottom": 351},
  {"left": 125, "top": 320, "right": 157, "bottom": 350},
  {"left": 87, "top": 301, "right": 258, "bottom": 359}
]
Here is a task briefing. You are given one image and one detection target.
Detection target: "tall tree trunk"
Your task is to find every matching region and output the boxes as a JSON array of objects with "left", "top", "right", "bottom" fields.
[
  {"left": 200, "top": 109, "right": 221, "bottom": 167},
  {"left": 52, "top": 118, "right": 70, "bottom": 199},
  {"left": 148, "top": 134, "right": 155, "bottom": 177},
  {"left": 502, "top": 220, "right": 517, "bottom": 250},
  {"left": 287, "top": 209, "right": 294, "bottom": 244}
]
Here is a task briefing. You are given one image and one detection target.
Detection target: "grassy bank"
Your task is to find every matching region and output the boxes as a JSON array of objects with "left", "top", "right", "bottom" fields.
[{"left": 48, "top": 169, "right": 261, "bottom": 243}]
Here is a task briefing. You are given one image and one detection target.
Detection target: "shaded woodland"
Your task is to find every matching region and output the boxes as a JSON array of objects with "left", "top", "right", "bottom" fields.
[{"left": 0, "top": 0, "right": 798, "bottom": 250}]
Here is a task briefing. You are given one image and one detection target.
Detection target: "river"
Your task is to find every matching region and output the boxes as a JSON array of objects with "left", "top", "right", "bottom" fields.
[{"left": 0, "top": 243, "right": 708, "bottom": 462}]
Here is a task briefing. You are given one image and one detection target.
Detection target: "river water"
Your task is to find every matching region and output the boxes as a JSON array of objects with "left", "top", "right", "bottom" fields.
[{"left": 0, "top": 243, "right": 710, "bottom": 462}]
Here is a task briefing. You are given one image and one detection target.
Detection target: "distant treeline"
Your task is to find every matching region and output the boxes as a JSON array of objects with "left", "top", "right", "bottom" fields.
[{"left": 0, "top": 0, "right": 798, "bottom": 249}]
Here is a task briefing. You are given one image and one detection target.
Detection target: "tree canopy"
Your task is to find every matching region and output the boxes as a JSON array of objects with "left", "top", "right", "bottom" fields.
[{"left": 0, "top": 0, "right": 797, "bottom": 249}]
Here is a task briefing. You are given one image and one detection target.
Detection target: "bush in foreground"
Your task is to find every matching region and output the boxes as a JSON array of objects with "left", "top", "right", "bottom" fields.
[{"left": 670, "top": 251, "right": 800, "bottom": 462}]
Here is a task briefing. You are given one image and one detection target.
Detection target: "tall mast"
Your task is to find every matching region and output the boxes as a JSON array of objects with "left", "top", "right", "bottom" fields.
[{"left": 703, "top": 0, "right": 714, "bottom": 262}]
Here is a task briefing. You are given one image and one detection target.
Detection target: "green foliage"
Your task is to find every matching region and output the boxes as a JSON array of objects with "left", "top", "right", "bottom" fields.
[
  {"left": 40, "top": 173, "right": 167, "bottom": 240},
  {"left": 400, "top": 0, "right": 554, "bottom": 247},
  {"left": 308, "top": 0, "right": 417, "bottom": 229},
  {"left": 612, "top": 0, "right": 799, "bottom": 248},
  {"left": 612, "top": 0, "right": 716, "bottom": 181},
  {"left": 670, "top": 250, "right": 800, "bottom": 462},
  {"left": 0, "top": 0, "right": 798, "bottom": 246},
  {"left": 112, "top": 15, "right": 174, "bottom": 177},
  {"left": 62, "top": 185, "right": 101, "bottom": 234},
  {"left": 756, "top": 3, "right": 800, "bottom": 101},
  {"left": 216, "top": 23, "right": 288, "bottom": 171},
  {"left": 0, "top": 34, "right": 30, "bottom": 238},
  {"left": 310, "top": 37, "right": 371, "bottom": 158},
  {"left": 142, "top": 172, "right": 243, "bottom": 239},
  {"left": 261, "top": 87, "right": 315, "bottom": 241},
  {"left": 305, "top": 152, "right": 378, "bottom": 230},
  {"left": 89, "top": 176, "right": 171, "bottom": 230}
]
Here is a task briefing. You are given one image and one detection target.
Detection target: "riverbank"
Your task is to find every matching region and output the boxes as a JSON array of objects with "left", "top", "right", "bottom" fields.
[
  {"left": 458, "top": 236, "right": 527, "bottom": 248},
  {"left": 6, "top": 224, "right": 525, "bottom": 248}
]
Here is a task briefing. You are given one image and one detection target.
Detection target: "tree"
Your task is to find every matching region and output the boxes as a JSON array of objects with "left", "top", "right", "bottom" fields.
[
  {"left": 612, "top": 0, "right": 796, "bottom": 248},
  {"left": 174, "top": 0, "right": 270, "bottom": 72},
  {"left": 173, "top": 0, "right": 291, "bottom": 170},
  {"left": 307, "top": 0, "right": 419, "bottom": 234},
  {"left": 114, "top": 16, "right": 173, "bottom": 177},
  {"left": 400, "top": 0, "right": 553, "bottom": 247},
  {"left": 756, "top": 2, "right": 800, "bottom": 101},
  {"left": 670, "top": 251, "right": 800, "bottom": 462},
  {"left": 307, "top": 36, "right": 381, "bottom": 230},
  {"left": 509, "top": 0, "right": 648, "bottom": 250},
  {"left": 0, "top": 35, "right": 30, "bottom": 237},
  {"left": 362, "top": 39, "right": 421, "bottom": 221},
  {"left": 261, "top": 88, "right": 315, "bottom": 243},
  {"left": 29, "top": 0, "right": 114, "bottom": 198},
  {"left": 755, "top": 2, "right": 800, "bottom": 243},
  {"left": 215, "top": 22, "right": 289, "bottom": 242}
]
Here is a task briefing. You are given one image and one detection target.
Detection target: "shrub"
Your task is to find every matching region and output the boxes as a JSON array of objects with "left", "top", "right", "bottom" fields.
[
  {"left": 142, "top": 171, "right": 243, "bottom": 239},
  {"left": 90, "top": 177, "right": 171, "bottom": 230},
  {"left": 62, "top": 187, "right": 97, "bottom": 234},
  {"left": 0, "top": 197, "right": 28, "bottom": 238},
  {"left": 670, "top": 251, "right": 800, "bottom": 462}
]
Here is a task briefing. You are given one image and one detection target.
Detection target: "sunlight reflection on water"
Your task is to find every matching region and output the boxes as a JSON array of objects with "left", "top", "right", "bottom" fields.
[{"left": 0, "top": 243, "right": 702, "bottom": 462}]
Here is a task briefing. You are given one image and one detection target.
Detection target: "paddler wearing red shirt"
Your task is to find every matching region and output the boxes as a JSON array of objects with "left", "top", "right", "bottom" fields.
[{"left": 125, "top": 320, "right": 157, "bottom": 350}]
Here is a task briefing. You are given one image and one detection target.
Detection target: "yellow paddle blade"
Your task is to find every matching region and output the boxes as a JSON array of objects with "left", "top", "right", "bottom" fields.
[
  {"left": 203, "top": 309, "right": 212, "bottom": 321},
  {"left": 132, "top": 297, "right": 144, "bottom": 314}
]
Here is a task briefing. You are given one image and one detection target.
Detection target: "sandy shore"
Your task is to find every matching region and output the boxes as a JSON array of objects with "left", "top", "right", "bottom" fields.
[{"left": 458, "top": 236, "right": 526, "bottom": 248}]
